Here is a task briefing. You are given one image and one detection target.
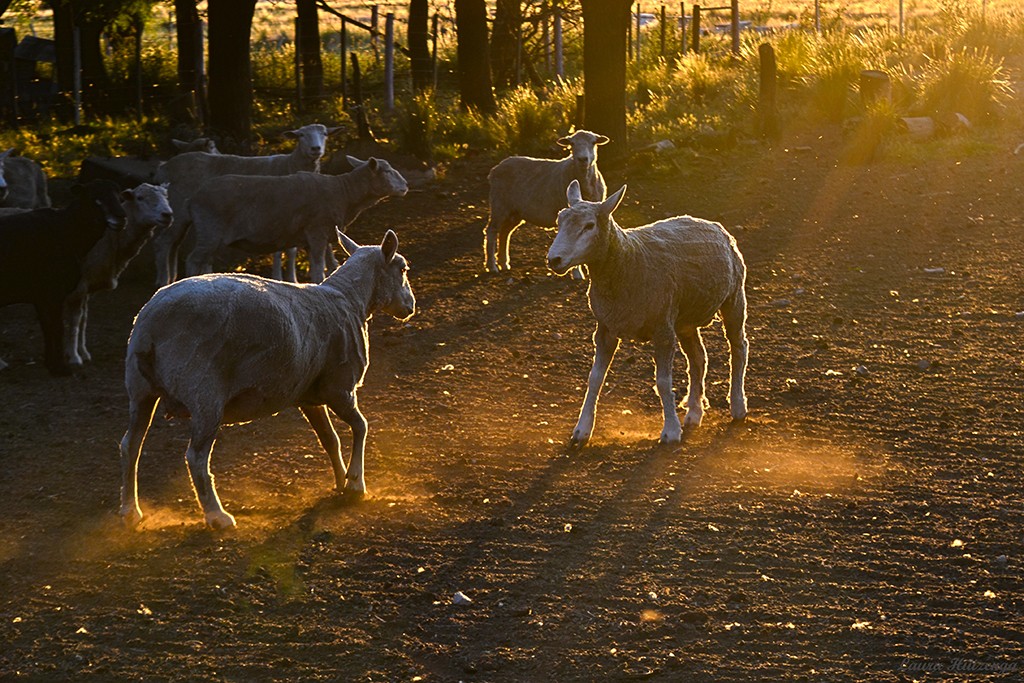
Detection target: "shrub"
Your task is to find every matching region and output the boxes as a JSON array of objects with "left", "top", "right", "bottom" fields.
[{"left": 917, "top": 46, "right": 1014, "bottom": 122}]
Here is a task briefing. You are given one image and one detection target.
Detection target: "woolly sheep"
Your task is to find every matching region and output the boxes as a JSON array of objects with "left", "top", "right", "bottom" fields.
[
  {"left": 0, "top": 148, "right": 51, "bottom": 209},
  {"left": 64, "top": 183, "right": 173, "bottom": 367},
  {"left": 119, "top": 229, "right": 416, "bottom": 529},
  {"left": 152, "top": 123, "right": 343, "bottom": 285},
  {"left": 547, "top": 180, "right": 748, "bottom": 445},
  {"left": 170, "top": 137, "right": 219, "bottom": 155},
  {"left": 184, "top": 156, "right": 408, "bottom": 282},
  {"left": 0, "top": 180, "right": 126, "bottom": 375},
  {"left": 484, "top": 130, "right": 609, "bottom": 279}
]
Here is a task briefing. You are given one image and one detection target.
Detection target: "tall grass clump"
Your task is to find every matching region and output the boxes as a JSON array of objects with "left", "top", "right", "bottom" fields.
[
  {"left": 917, "top": 46, "right": 1014, "bottom": 122},
  {"left": 488, "top": 83, "right": 576, "bottom": 155}
]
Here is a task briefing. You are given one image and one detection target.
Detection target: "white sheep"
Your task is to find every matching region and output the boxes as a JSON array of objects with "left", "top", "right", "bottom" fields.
[
  {"left": 152, "top": 123, "right": 343, "bottom": 285},
  {"left": 119, "top": 229, "right": 416, "bottom": 529},
  {"left": 547, "top": 180, "right": 748, "bottom": 445},
  {"left": 484, "top": 130, "right": 609, "bottom": 279},
  {"left": 0, "top": 148, "right": 51, "bottom": 209},
  {"left": 170, "top": 137, "right": 219, "bottom": 154},
  {"left": 184, "top": 156, "right": 408, "bottom": 282},
  {"left": 64, "top": 183, "right": 173, "bottom": 367}
]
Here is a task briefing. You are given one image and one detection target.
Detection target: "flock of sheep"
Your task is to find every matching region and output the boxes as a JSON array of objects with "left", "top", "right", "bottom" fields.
[{"left": 0, "top": 126, "right": 748, "bottom": 529}]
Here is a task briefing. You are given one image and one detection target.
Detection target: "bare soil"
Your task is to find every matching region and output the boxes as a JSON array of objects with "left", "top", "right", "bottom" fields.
[{"left": 1, "top": 125, "right": 1022, "bottom": 681}]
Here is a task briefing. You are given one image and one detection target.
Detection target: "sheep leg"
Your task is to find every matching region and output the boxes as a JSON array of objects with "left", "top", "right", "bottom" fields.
[
  {"left": 36, "top": 301, "right": 70, "bottom": 376},
  {"left": 571, "top": 322, "right": 619, "bottom": 446},
  {"left": 571, "top": 265, "right": 586, "bottom": 281},
  {"left": 677, "top": 325, "right": 708, "bottom": 428},
  {"left": 721, "top": 292, "right": 749, "bottom": 421},
  {"left": 299, "top": 405, "right": 347, "bottom": 490},
  {"left": 184, "top": 244, "right": 215, "bottom": 277},
  {"left": 326, "top": 247, "right": 340, "bottom": 274},
  {"left": 77, "top": 297, "right": 91, "bottom": 363},
  {"left": 329, "top": 392, "right": 368, "bottom": 496},
  {"left": 497, "top": 219, "right": 522, "bottom": 272},
  {"left": 184, "top": 415, "right": 234, "bottom": 529},
  {"left": 271, "top": 252, "right": 283, "bottom": 280},
  {"left": 307, "top": 239, "right": 327, "bottom": 284},
  {"left": 285, "top": 249, "right": 299, "bottom": 283},
  {"left": 62, "top": 287, "right": 88, "bottom": 368},
  {"left": 653, "top": 334, "right": 683, "bottom": 443},
  {"left": 119, "top": 393, "right": 159, "bottom": 527}
]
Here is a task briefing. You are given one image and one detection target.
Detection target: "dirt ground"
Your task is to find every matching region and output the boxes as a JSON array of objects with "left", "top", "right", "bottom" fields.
[{"left": 1, "top": 122, "right": 1022, "bottom": 681}]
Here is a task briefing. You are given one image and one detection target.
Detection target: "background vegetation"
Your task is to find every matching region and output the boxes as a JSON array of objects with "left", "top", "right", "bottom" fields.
[{"left": 0, "top": 0, "right": 1020, "bottom": 177}]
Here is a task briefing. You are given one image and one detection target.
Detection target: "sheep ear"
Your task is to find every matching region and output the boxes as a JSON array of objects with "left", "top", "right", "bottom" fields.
[
  {"left": 599, "top": 185, "right": 626, "bottom": 218},
  {"left": 283, "top": 129, "right": 299, "bottom": 139},
  {"left": 171, "top": 139, "right": 187, "bottom": 150},
  {"left": 336, "top": 228, "right": 360, "bottom": 256},
  {"left": 566, "top": 179, "right": 583, "bottom": 205},
  {"left": 381, "top": 230, "right": 399, "bottom": 264},
  {"left": 556, "top": 136, "right": 571, "bottom": 147},
  {"left": 120, "top": 189, "right": 134, "bottom": 202},
  {"left": 595, "top": 135, "right": 610, "bottom": 145},
  {"left": 367, "top": 157, "right": 380, "bottom": 171},
  {"left": 346, "top": 154, "right": 366, "bottom": 169},
  {"left": 0, "top": 147, "right": 12, "bottom": 159},
  {"left": 326, "top": 126, "right": 345, "bottom": 136}
]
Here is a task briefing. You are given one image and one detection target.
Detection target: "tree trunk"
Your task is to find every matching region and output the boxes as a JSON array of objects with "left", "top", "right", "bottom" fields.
[
  {"left": 207, "top": 0, "right": 257, "bottom": 149},
  {"left": 174, "top": 0, "right": 204, "bottom": 125},
  {"left": 582, "top": 0, "right": 631, "bottom": 158},
  {"left": 490, "top": 0, "right": 520, "bottom": 88},
  {"left": 78, "top": 19, "right": 111, "bottom": 111},
  {"left": 49, "top": 1, "right": 74, "bottom": 96},
  {"left": 454, "top": 0, "right": 496, "bottom": 113},
  {"left": 296, "top": 0, "right": 323, "bottom": 107},
  {"left": 408, "top": 0, "right": 432, "bottom": 91}
]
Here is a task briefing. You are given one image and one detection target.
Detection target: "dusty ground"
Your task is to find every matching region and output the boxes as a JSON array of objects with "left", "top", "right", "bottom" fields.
[{"left": 1, "top": 122, "right": 1022, "bottom": 681}]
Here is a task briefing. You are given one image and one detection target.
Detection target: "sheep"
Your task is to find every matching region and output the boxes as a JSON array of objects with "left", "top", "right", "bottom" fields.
[
  {"left": 0, "top": 148, "right": 51, "bottom": 209},
  {"left": 152, "top": 123, "right": 343, "bottom": 286},
  {"left": 119, "top": 229, "right": 416, "bottom": 529},
  {"left": 546, "top": 180, "right": 748, "bottom": 446},
  {"left": 170, "top": 137, "right": 219, "bottom": 154},
  {"left": 484, "top": 130, "right": 609, "bottom": 279},
  {"left": 0, "top": 180, "right": 126, "bottom": 375},
  {"left": 184, "top": 156, "right": 408, "bottom": 283},
  {"left": 63, "top": 183, "right": 173, "bottom": 368}
]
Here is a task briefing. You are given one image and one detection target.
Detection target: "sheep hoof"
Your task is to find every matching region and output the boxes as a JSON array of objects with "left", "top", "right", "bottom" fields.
[
  {"left": 204, "top": 510, "right": 237, "bottom": 530},
  {"left": 568, "top": 432, "right": 590, "bottom": 449},
  {"left": 659, "top": 428, "right": 682, "bottom": 444},
  {"left": 120, "top": 506, "right": 143, "bottom": 528},
  {"left": 683, "top": 410, "right": 703, "bottom": 428}
]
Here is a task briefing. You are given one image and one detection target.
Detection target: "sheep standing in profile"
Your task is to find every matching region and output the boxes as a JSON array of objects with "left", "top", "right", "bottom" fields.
[
  {"left": 484, "top": 130, "right": 608, "bottom": 279},
  {"left": 547, "top": 180, "right": 748, "bottom": 445},
  {"left": 64, "top": 183, "right": 173, "bottom": 367},
  {"left": 120, "top": 230, "right": 416, "bottom": 530},
  {"left": 152, "top": 123, "right": 342, "bottom": 285}
]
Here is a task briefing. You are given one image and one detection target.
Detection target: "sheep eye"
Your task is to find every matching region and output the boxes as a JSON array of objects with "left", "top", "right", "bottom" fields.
[{"left": 583, "top": 221, "right": 595, "bottom": 231}]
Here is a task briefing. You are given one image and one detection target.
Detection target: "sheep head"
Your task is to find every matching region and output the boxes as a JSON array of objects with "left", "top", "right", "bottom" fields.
[
  {"left": 284, "top": 123, "right": 336, "bottom": 162},
  {"left": 346, "top": 155, "right": 409, "bottom": 198},
  {"left": 335, "top": 228, "right": 416, "bottom": 321},
  {"left": 547, "top": 179, "right": 626, "bottom": 275},
  {"left": 557, "top": 130, "right": 610, "bottom": 171}
]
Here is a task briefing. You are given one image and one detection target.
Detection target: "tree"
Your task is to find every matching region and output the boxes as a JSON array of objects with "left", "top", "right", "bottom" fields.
[
  {"left": 407, "top": 0, "right": 431, "bottom": 91},
  {"left": 173, "top": 0, "right": 205, "bottom": 126},
  {"left": 207, "top": 0, "right": 257, "bottom": 148},
  {"left": 581, "top": 0, "right": 630, "bottom": 157},
  {"left": 296, "top": 0, "right": 323, "bottom": 108},
  {"left": 490, "top": 0, "right": 520, "bottom": 88},
  {"left": 454, "top": 0, "right": 495, "bottom": 113}
]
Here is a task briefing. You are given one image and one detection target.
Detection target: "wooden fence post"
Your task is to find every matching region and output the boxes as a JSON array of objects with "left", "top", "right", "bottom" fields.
[
  {"left": 730, "top": 0, "right": 739, "bottom": 56},
  {"left": 341, "top": 17, "right": 347, "bottom": 106},
  {"left": 350, "top": 53, "right": 372, "bottom": 140},
  {"left": 554, "top": 8, "right": 563, "bottom": 78},
  {"left": 384, "top": 12, "right": 394, "bottom": 111},
  {"left": 431, "top": 13, "right": 439, "bottom": 90},
  {"left": 134, "top": 13, "right": 143, "bottom": 119},
  {"left": 294, "top": 17, "right": 303, "bottom": 114},
  {"left": 680, "top": 2, "right": 687, "bottom": 55},
  {"left": 543, "top": 0, "right": 551, "bottom": 71},
  {"left": 757, "top": 42, "right": 778, "bottom": 140},
  {"left": 692, "top": 4, "right": 700, "bottom": 53},
  {"left": 660, "top": 5, "right": 666, "bottom": 57},
  {"left": 371, "top": 5, "right": 379, "bottom": 63},
  {"left": 635, "top": 3, "right": 642, "bottom": 60}
]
